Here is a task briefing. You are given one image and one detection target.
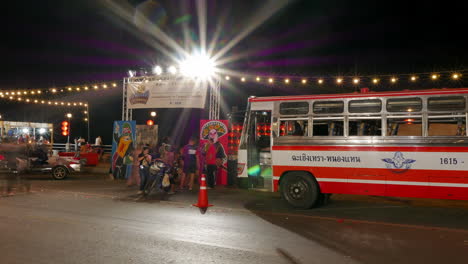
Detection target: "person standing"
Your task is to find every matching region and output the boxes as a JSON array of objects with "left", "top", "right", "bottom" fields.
[
  {"left": 95, "top": 136, "right": 103, "bottom": 159},
  {"left": 205, "top": 138, "right": 217, "bottom": 189},
  {"left": 182, "top": 136, "right": 199, "bottom": 191},
  {"left": 95, "top": 136, "right": 102, "bottom": 146},
  {"left": 137, "top": 147, "right": 151, "bottom": 195}
]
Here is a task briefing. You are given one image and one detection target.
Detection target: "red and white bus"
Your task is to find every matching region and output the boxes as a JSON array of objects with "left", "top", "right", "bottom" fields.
[{"left": 237, "top": 88, "right": 468, "bottom": 208}]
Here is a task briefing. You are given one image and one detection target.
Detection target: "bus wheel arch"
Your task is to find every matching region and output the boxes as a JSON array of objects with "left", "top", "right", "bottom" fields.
[{"left": 279, "top": 170, "right": 322, "bottom": 209}]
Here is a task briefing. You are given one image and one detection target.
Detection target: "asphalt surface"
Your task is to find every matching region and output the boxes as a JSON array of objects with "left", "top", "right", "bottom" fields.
[{"left": 1, "top": 174, "right": 467, "bottom": 264}]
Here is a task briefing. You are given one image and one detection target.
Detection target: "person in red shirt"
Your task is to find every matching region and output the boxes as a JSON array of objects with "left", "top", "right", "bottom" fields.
[{"left": 205, "top": 138, "right": 217, "bottom": 188}]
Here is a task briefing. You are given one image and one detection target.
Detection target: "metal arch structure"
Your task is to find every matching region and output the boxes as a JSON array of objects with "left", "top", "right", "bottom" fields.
[
  {"left": 122, "top": 77, "right": 132, "bottom": 121},
  {"left": 209, "top": 79, "right": 221, "bottom": 120},
  {"left": 122, "top": 74, "right": 221, "bottom": 121}
]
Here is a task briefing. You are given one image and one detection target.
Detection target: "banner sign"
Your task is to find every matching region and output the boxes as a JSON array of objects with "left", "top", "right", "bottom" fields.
[
  {"left": 200, "top": 120, "right": 228, "bottom": 185},
  {"left": 127, "top": 78, "right": 208, "bottom": 109},
  {"left": 111, "top": 121, "right": 136, "bottom": 179}
]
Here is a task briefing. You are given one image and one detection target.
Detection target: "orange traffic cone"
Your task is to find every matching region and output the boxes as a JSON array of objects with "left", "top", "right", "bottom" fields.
[{"left": 193, "top": 174, "right": 213, "bottom": 214}]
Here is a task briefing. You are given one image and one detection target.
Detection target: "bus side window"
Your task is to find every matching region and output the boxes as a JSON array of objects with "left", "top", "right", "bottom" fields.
[
  {"left": 313, "top": 120, "right": 344, "bottom": 136},
  {"left": 387, "top": 118, "right": 422, "bottom": 136},
  {"left": 428, "top": 116, "right": 466, "bottom": 136},
  {"left": 349, "top": 119, "right": 382, "bottom": 136},
  {"left": 280, "top": 120, "right": 308, "bottom": 136}
]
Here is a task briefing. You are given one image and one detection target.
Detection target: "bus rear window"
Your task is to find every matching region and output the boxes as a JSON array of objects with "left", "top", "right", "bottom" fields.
[
  {"left": 313, "top": 101, "right": 344, "bottom": 114},
  {"left": 428, "top": 96, "right": 466, "bottom": 111},
  {"left": 349, "top": 99, "right": 382, "bottom": 113},
  {"left": 279, "top": 102, "right": 309, "bottom": 115},
  {"left": 387, "top": 97, "right": 422, "bottom": 112}
]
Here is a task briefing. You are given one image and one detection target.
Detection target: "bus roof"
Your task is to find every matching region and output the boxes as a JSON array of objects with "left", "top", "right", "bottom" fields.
[{"left": 248, "top": 88, "right": 468, "bottom": 102}]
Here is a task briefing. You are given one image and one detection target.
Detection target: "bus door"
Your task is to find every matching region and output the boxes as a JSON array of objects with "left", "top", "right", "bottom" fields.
[{"left": 246, "top": 110, "right": 272, "bottom": 190}]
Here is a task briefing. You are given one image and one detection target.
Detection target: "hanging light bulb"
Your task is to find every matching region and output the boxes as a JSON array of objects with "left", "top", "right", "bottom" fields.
[
  {"left": 317, "top": 79, "right": 324, "bottom": 84},
  {"left": 410, "top": 76, "right": 417, "bottom": 81},
  {"left": 301, "top": 79, "right": 307, "bottom": 84},
  {"left": 284, "top": 78, "right": 290, "bottom": 84},
  {"left": 256, "top": 77, "right": 261, "bottom": 82},
  {"left": 372, "top": 78, "right": 379, "bottom": 84},
  {"left": 336, "top": 78, "right": 343, "bottom": 84},
  {"left": 353, "top": 78, "right": 360, "bottom": 84},
  {"left": 391, "top": 77, "right": 397, "bottom": 83},
  {"left": 452, "top": 73, "right": 461, "bottom": 80}
]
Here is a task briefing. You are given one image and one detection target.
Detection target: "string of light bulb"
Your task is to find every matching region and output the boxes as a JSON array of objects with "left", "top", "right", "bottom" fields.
[
  {"left": 0, "top": 95, "right": 88, "bottom": 107},
  {"left": 223, "top": 71, "right": 465, "bottom": 85},
  {"left": 0, "top": 81, "right": 119, "bottom": 96}
]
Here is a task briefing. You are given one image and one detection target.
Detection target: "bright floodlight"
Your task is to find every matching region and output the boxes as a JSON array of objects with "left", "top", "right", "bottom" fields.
[
  {"left": 38, "top": 128, "right": 46, "bottom": 134},
  {"left": 66, "top": 113, "right": 72, "bottom": 118},
  {"left": 168, "top": 66, "right": 177, "bottom": 75},
  {"left": 150, "top": 111, "right": 157, "bottom": 117},
  {"left": 180, "top": 54, "right": 215, "bottom": 79},
  {"left": 153, "top": 66, "right": 162, "bottom": 75},
  {"left": 22, "top": 128, "right": 29, "bottom": 134}
]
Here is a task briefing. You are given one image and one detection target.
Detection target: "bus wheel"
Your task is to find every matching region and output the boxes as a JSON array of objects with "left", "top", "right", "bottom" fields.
[{"left": 281, "top": 172, "right": 320, "bottom": 209}]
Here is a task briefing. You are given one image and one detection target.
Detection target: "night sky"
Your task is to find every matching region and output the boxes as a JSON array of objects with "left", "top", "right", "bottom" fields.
[{"left": 0, "top": 0, "right": 466, "bottom": 145}]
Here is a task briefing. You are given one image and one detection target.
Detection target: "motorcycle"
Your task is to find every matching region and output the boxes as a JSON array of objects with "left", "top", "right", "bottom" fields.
[{"left": 142, "top": 158, "right": 172, "bottom": 196}]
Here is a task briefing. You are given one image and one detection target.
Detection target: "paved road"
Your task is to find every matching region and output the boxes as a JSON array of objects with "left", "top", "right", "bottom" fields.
[{"left": 0, "top": 176, "right": 467, "bottom": 264}]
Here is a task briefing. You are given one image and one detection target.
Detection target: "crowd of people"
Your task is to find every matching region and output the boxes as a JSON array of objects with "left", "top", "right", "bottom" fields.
[{"left": 134, "top": 134, "right": 226, "bottom": 195}]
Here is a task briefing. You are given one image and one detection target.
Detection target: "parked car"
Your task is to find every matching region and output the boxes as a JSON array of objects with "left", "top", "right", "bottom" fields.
[{"left": 0, "top": 143, "right": 81, "bottom": 180}]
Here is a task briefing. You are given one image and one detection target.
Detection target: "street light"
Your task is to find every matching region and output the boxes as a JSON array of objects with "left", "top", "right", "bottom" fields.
[
  {"left": 65, "top": 113, "right": 72, "bottom": 151},
  {"left": 150, "top": 111, "right": 157, "bottom": 117}
]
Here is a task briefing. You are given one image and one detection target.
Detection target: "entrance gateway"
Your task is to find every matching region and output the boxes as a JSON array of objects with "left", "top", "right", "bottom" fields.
[{"left": 237, "top": 88, "right": 468, "bottom": 208}]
